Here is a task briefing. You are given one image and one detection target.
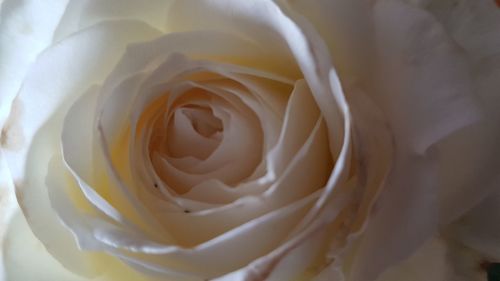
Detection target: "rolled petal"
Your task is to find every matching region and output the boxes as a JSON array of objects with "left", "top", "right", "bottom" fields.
[{"left": 285, "top": 0, "right": 373, "bottom": 78}]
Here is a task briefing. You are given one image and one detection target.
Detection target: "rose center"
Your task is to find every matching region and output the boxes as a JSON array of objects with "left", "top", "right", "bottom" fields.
[
  {"left": 181, "top": 105, "right": 223, "bottom": 138},
  {"left": 143, "top": 81, "right": 264, "bottom": 195}
]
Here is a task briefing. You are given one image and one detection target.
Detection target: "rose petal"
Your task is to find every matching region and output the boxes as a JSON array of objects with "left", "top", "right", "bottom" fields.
[
  {"left": 49, "top": 176, "right": 321, "bottom": 279},
  {"left": 214, "top": 189, "right": 351, "bottom": 281},
  {"left": 166, "top": 0, "right": 348, "bottom": 156},
  {"left": 372, "top": 0, "right": 481, "bottom": 154},
  {"left": 46, "top": 154, "right": 201, "bottom": 280},
  {"left": 348, "top": 1, "right": 492, "bottom": 280},
  {"left": 2, "top": 211, "right": 168, "bottom": 281},
  {"left": 350, "top": 153, "right": 439, "bottom": 281},
  {"left": 97, "top": 29, "right": 296, "bottom": 111},
  {"left": 151, "top": 117, "right": 329, "bottom": 246},
  {"left": 3, "top": 20, "right": 161, "bottom": 181},
  {"left": 373, "top": 238, "right": 449, "bottom": 281},
  {"left": 285, "top": 0, "right": 373, "bottom": 79},
  {"left": 3, "top": 212, "right": 94, "bottom": 281},
  {"left": 448, "top": 188, "right": 500, "bottom": 261},
  {"left": 425, "top": 0, "right": 500, "bottom": 64},
  {"left": 54, "top": 0, "right": 171, "bottom": 40},
  {"left": 97, "top": 51, "right": 292, "bottom": 211},
  {"left": 262, "top": 79, "right": 320, "bottom": 184},
  {"left": 0, "top": 0, "right": 68, "bottom": 133},
  {"left": 3, "top": 20, "right": 161, "bottom": 275},
  {"left": 403, "top": 1, "right": 500, "bottom": 270},
  {"left": 425, "top": 0, "right": 500, "bottom": 223},
  {"left": 62, "top": 85, "right": 173, "bottom": 242},
  {"left": 183, "top": 79, "right": 316, "bottom": 203},
  {"left": 267, "top": 227, "right": 329, "bottom": 281}
]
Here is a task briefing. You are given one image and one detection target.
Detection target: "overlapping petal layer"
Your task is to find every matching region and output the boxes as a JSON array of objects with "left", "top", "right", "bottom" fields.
[{"left": 2, "top": 0, "right": 496, "bottom": 280}]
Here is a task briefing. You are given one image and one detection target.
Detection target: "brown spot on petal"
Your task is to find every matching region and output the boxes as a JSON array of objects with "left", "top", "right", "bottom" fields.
[{"left": 1, "top": 98, "right": 25, "bottom": 151}]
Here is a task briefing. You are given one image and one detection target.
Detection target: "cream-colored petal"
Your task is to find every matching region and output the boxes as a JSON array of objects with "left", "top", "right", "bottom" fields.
[
  {"left": 3, "top": 212, "right": 96, "bottom": 281},
  {"left": 166, "top": 0, "right": 348, "bottom": 156},
  {"left": 263, "top": 79, "right": 319, "bottom": 184},
  {"left": 3, "top": 20, "right": 161, "bottom": 276},
  {"left": 284, "top": 0, "right": 372, "bottom": 79},
  {"left": 3, "top": 212, "right": 161, "bottom": 281},
  {"left": 0, "top": 149, "right": 16, "bottom": 280},
  {"left": 98, "top": 53, "right": 293, "bottom": 212},
  {"left": 55, "top": 0, "right": 171, "bottom": 40},
  {"left": 152, "top": 118, "right": 329, "bottom": 246},
  {"left": 62, "top": 85, "right": 171, "bottom": 241},
  {"left": 3, "top": 20, "right": 161, "bottom": 182},
  {"left": 0, "top": 0, "right": 68, "bottom": 133}
]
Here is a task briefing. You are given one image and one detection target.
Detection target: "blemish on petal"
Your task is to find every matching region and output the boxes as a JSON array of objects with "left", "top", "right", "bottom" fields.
[{"left": 1, "top": 98, "right": 25, "bottom": 151}]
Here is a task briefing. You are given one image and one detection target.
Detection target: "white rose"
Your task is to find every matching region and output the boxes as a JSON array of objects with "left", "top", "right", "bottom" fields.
[{"left": 1, "top": 0, "right": 500, "bottom": 281}]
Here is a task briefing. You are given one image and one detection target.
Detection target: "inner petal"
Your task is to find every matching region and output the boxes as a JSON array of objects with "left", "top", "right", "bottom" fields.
[
  {"left": 181, "top": 105, "right": 223, "bottom": 139},
  {"left": 146, "top": 83, "right": 264, "bottom": 195},
  {"left": 165, "top": 104, "right": 223, "bottom": 160}
]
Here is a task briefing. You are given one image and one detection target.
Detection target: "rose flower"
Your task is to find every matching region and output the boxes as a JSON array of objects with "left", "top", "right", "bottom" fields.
[{"left": 1, "top": 0, "right": 500, "bottom": 280}]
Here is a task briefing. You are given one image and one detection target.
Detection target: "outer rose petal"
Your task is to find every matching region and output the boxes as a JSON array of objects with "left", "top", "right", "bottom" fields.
[
  {"left": 416, "top": 0, "right": 500, "bottom": 271},
  {"left": 0, "top": 0, "right": 68, "bottom": 134},
  {"left": 54, "top": 0, "right": 172, "bottom": 40},
  {"left": 373, "top": 238, "right": 449, "bottom": 281},
  {"left": 2, "top": 20, "right": 161, "bottom": 276},
  {"left": 375, "top": 237, "right": 487, "bottom": 281},
  {"left": 0, "top": 0, "right": 68, "bottom": 278},
  {"left": 0, "top": 150, "right": 16, "bottom": 280},
  {"left": 448, "top": 189, "right": 500, "bottom": 262},
  {"left": 283, "top": 0, "right": 373, "bottom": 78},
  {"left": 348, "top": 0, "right": 489, "bottom": 280},
  {"left": 425, "top": 0, "right": 500, "bottom": 235},
  {"left": 2, "top": 211, "right": 157, "bottom": 281}
]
